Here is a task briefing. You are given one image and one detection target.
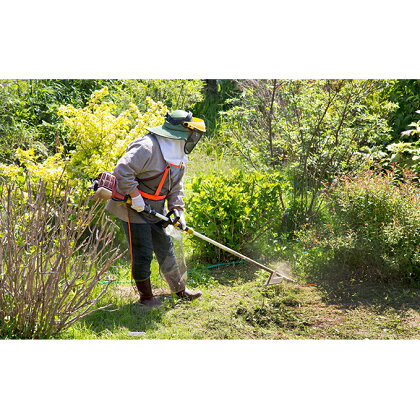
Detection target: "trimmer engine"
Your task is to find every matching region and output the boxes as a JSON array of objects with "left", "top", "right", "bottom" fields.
[{"left": 90, "top": 171, "right": 126, "bottom": 201}]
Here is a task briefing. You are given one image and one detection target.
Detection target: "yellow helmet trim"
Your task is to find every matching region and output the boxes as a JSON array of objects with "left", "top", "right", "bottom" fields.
[{"left": 183, "top": 117, "right": 206, "bottom": 133}]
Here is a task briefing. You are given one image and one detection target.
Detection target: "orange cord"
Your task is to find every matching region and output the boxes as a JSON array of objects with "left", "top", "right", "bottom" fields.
[{"left": 126, "top": 205, "right": 134, "bottom": 281}]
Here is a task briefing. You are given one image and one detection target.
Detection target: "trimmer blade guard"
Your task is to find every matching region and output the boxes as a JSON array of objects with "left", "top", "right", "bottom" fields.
[
  {"left": 265, "top": 272, "right": 284, "bottom": 285},
  {"left": 265, "top": 272, "right": 297, "bottom": 286}
]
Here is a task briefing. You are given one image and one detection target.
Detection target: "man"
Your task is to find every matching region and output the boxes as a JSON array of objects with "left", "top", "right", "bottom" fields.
[{"left": 106, "top": 110, "right": 206, "bottom": 308}]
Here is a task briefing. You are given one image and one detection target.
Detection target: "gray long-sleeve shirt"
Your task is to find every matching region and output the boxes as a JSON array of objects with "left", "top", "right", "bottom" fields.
[{"left": 105, "top": 133, "right": 185, "bottom": 223}]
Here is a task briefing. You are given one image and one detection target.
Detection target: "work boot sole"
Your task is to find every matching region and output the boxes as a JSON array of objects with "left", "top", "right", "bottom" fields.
[
  {"left": 176, "top": 290, "right": 202, "bottom": 301},
  {"left": 135, "top": 297, "right": 163, "bottom": 308}
]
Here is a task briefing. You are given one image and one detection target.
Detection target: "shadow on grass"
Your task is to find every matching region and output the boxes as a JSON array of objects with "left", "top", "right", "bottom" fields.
[
  {"left": 203, "top": 263, "right": 261, "bottom": 287},
  {"left": 312, "top": 266, "right": 420, "bottom": 314},
  {"left": 80, "top": 296, "right": 178, "bottom": 336}
]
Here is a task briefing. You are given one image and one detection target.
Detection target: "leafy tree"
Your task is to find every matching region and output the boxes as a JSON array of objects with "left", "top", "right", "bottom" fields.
[
  {"left": 381, "top": 79, "right": 420, "bottom": 140},
  {"left": 221, "top": 79, "right": 396, "bottom": 227},
  {"left": 108, "top": 79, "right": 205, "bottom": 114},
  {"left": 0, "top": 79, "right": 109, "bottom": 162},
  {"left": 0, "top": 87, "right": 168, "bottom": 184},
  {"left": 192, "top": 79, "right": 240, "bottom": 137},
  {"left": 385, "top": 110, "right": 420, "bottom": 174}
]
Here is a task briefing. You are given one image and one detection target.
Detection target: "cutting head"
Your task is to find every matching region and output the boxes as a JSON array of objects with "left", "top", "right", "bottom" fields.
[
  {"left": 265, "top": 272, "right": 283, "bottom": 285},
  {"left": 265, "top": 271, "right": 297, "bottom": 286}
]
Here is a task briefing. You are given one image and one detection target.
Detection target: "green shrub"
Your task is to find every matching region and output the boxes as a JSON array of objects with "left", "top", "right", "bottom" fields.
[
  {"left": 380, "top": 79, "right": 420, "bottom": 140},
  {"left": 295, "top": 170, "right": 420, "bottom": 284},
  {"left": 109, "top": 79, "right": 205, "bottom": 114},
  {"left": 185, "top": 170, "right": 286, "bottom": 263},
  {"left": 0, "top": 79, "right": 108, "bottom": 153}
]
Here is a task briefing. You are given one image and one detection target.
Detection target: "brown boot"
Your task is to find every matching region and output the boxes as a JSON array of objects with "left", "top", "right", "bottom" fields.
[
  {"left": 138, "top": 297, "right": 162, "bottom": 308},
  {"left": 135, "top": 278, "right": 162, "bottom": 308},
  {"left": 176, "top": 288, "right": 202, "bottom": 301}
]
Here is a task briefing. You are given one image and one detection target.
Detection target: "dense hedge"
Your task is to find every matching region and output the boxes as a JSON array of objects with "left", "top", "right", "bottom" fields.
[{"left": 185, "top": 170, "right": 286, "bottom": 262}]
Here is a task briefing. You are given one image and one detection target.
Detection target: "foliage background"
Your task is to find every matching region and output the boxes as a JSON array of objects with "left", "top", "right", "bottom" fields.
[
  {"left": 1, "top": 79, "right": 419, "bottom": 269},
  {"left": 0, "top": 79, "right": 419, "bottom": 340}
]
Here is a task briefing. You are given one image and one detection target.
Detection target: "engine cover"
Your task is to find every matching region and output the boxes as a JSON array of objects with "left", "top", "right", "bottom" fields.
[{"left": 91, "top": 172, "right": 126, "bottom": 202}]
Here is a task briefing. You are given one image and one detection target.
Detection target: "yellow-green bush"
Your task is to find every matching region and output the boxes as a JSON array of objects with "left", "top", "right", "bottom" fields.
[
  {"left": 185, "top": 170, "right": 286, "bottom": 263},
  {"left": 59, "top": 87, "right": 168, "bottom": 179},
  {"left": 0, "top": 87, "right": 168, "bottom": 187}
]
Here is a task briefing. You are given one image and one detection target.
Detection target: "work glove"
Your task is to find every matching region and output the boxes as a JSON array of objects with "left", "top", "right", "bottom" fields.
[
  {"left": 131, "top": 194, "right": 145, "bottom": 212},
  {"left": 173, "top": 209, "right": 186, "bottom": 230}
]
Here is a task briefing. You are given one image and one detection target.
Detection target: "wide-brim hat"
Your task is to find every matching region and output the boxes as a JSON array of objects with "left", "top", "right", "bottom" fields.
[{"left": 146, "top": 110, "right": 193, "bottom": 141}]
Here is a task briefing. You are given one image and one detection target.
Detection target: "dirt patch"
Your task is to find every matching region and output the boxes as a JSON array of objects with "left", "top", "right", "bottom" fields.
[
  {"left": 406, "top": 309, "right": 420, "bottom": 330},
  {"left": 112, "top": 284, "right": 173, "bottom": 300},
  {"left": 113, "top": 284, "right": 137, "bottom": 300}
]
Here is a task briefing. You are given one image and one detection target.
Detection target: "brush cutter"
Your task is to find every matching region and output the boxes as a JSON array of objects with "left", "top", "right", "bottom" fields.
[{"left": 91, "top": 172, "right": 296, "bottom": 286}]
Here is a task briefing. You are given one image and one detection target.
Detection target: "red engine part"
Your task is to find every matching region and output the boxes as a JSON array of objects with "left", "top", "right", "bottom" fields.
[{"left": 97, "top": 172, "right": 126, "bottom": 201}]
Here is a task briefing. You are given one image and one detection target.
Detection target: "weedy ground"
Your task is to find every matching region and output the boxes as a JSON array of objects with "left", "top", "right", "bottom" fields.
[{"left": 61, "top": 260, "right": 420, "bottom": 340}]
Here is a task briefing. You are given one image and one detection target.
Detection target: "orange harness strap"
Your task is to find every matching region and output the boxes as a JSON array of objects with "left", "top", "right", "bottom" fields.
[
  {"left": 155, "top": 165, "right": 170, "bottom": 196},
  {"left": 138, "top": 163, "right": 180, "bottom": 201}
]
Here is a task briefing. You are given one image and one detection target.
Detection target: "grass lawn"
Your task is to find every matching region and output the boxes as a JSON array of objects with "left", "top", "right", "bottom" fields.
[{"left": 61, "top": 260, "right": 420, "bottom": 340}]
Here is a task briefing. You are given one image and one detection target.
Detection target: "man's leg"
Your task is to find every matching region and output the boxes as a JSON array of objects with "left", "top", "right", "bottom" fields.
[
  {"left": 120, "top": 220, "right": 161, "bottom": 307},
  {"left": 151, "top": 223, "right": 202, "bottom": 300}
]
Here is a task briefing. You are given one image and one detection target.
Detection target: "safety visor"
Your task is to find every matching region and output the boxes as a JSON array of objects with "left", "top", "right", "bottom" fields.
[
  {"left": 184, "top": 129, "right": 203, "bottom": 154},
  {"left": 183, "top": 117, "right": 206, "bottom": 133}
]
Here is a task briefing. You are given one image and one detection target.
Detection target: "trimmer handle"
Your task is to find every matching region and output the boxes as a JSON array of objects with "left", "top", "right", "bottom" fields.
[
  {"left": 142, "top": 205, "right": 192, "bottom": 232},
  {"left": 160, "top": 209, "right": 180, "bottom": 228},
  {"left": 143, "top": 204, "right": 154, "bottom": 214}
]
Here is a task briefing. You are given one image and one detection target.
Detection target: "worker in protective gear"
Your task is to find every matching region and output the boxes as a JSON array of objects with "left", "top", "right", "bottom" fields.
[{"left": 106, "top": 110, "right": 206, "bottom": 308}]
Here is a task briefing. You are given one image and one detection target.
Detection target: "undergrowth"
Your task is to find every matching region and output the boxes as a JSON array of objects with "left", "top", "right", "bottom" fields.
[{"left": 295, "top": 169, "right": 420, "bottom": 285}]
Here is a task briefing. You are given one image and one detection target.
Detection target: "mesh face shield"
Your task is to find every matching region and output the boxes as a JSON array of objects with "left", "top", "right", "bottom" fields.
[
  {"left": 182, "top": 118, "right": 206, "bottom": 154},
  {"left": 184, "top": 129, "right": 204, "bottom": 154},
  {"left": 161, "top": 112, "right": 206, "bottom": 153}
]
